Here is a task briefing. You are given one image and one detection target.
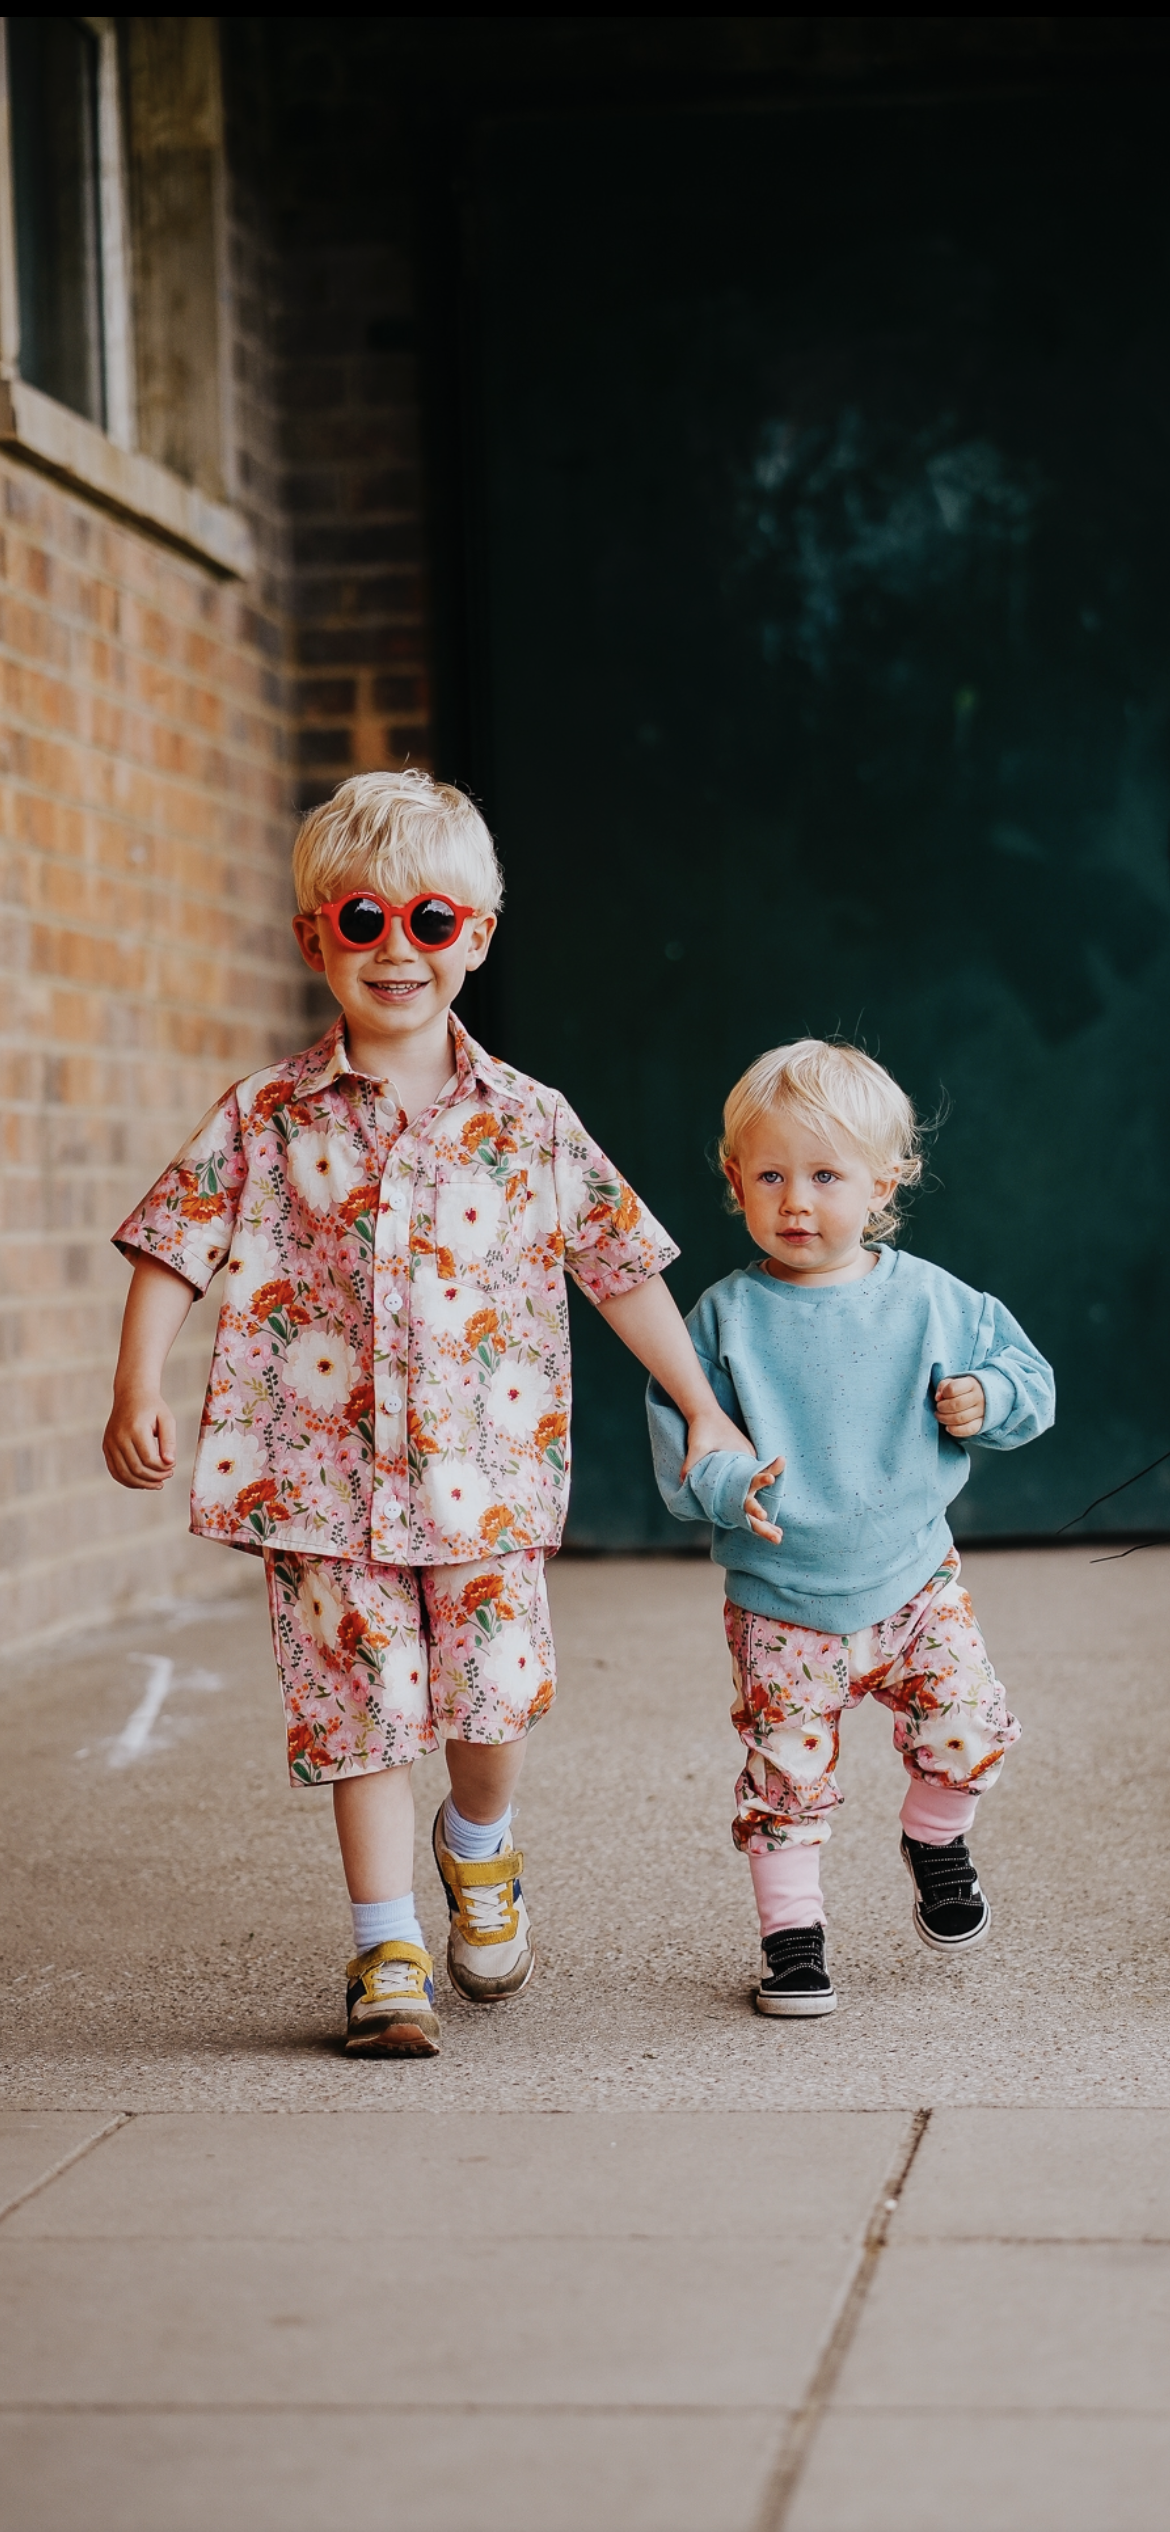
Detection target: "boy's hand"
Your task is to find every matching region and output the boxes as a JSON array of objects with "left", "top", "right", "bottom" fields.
[
  {"left": 935, "top": 1375, "right": 985, "bottom": 1438},
  {"left": 680, "top": 1400, "right": 759, "bottom": 1477},
  {"left": 103, "top": 1390, "right": 177, "bottom": 1489}
]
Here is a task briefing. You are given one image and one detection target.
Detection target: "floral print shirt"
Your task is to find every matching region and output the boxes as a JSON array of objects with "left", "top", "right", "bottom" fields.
[{"left": 114, "top": 1016, "right": 678, "bottom": 1566}]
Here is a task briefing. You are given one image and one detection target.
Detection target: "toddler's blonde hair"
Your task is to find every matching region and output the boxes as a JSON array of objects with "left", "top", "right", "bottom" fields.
[
  {"left": 292, "top": 770, "right": 503, "bottom": 916},
  {"left": 720, "top": 1038, "right": 922, "bottom": 1242}
]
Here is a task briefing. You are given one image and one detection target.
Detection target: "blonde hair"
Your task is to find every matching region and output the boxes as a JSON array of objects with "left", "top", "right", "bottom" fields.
[
  {"left": 720, "top": 1038, "right": 922, "bottom": 1243},
  {"left": 292, "top": 770, "right": 503, "bottom": 916}
]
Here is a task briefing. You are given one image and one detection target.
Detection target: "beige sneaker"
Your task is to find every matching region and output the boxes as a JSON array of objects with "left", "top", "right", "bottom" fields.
[
  {"left": 432, "top": 1808, "right": 535, "bottom": 2002},
  {"left": 344, "top": 1941, "right": 441, "bottom": 2055}
]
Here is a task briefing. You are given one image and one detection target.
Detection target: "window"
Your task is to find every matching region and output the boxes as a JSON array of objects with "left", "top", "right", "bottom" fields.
[
  {"left": 5, "top": 15, "right": 133, "bottom": 444},
  {"left": 0, "top": 14, "right": 249, "bottom": 574}
]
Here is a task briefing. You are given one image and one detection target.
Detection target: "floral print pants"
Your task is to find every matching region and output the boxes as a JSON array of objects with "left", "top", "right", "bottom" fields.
[
  {"left": 264, "top": 1546, "right": 556, "bottom": 1785},
  {"left": 725, "top": 1550, "right": 1020, "bottom": 1852}
]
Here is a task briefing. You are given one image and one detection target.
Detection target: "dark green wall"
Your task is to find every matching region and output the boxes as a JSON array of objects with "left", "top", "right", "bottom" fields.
[{"left": 459, "top": 85, "right": 1170, "bottom": 1545}]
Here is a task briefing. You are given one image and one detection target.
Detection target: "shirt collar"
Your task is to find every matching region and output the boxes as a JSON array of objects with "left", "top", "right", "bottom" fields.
[{"left": 292, "top": 1012, "right": 525, "bottom": 1117}]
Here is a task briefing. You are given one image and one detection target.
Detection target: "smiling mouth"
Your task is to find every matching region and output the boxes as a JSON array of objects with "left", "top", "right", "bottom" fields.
[{"left": 365, "top": 977, "right": 427, "bottom": 998}]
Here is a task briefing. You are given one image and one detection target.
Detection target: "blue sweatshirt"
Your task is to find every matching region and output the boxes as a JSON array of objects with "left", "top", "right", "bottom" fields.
[{"left": 647, "top": 1245, "right": 1055, "bottom": 1632}]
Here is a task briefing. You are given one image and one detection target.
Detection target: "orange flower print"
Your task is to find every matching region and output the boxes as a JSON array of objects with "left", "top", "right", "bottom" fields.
[
  {"left": 235, "top": 1477, "right": 281, "bottom": 1519},
  {"left": 464, "top": 1308, "right": 506, "bottom": 1359},
  {"left": 336, "top": 1608, "right": 367, "bottom": 1655},
  {"left": 251, "top": 1278, "right": 295, "bottom": 1321},
  {"left": 534, "top": 1412, "right": 567, "bottom": 1454},
  {"left": 345, "top": 1378, "right": 375, "bottom": 1428},
  {"left": 435, "top": 1245, "right": 457, "bottom": 1280},
  {"left": 461, "top": 1572, "right": 506, "bottom": 1617},
  {"left": 479, "top": 1503, "right": 522, "bottom": 1548},
  {"left": 461, "top": 1110, "right": 499, "bottom": 1151},
  {"left": 407, "top": 1407, "right": 440, "bottom": 1457},
  {"left": 614, "top": 1181, "right": 641, "bottom": 1233},
  {"left": 178, "top": 1177, "right": 225, "bottom": 1222},
  {"left": 250, "top": 1078, "right": 296, "bottom": 1126},
  {"left": 338, "top": 1182, "right": 379, "bottom": 1227}
]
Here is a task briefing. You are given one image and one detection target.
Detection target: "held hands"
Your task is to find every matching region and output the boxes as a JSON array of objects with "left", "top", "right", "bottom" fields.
[
  {"left": 102, "top": 1390, "right": 177, "bottom": 1490},
  {"left": 934, "top": 1375, "right": 985, "bottom": 1439},
  {"left": 680, "top": 1404, "right": 784, "bottom": 1547}
]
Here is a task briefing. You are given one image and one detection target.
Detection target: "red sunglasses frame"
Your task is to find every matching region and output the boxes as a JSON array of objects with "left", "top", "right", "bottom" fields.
[{"left": 316, "top": 889, "right": 477, "bottom": 952}]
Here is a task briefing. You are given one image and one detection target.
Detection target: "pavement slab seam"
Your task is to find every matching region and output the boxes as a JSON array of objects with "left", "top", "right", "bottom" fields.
[
  {"left": 0, "top": 2115, "right": 132, "bottom": 2227},
  {"left": 752, "top": 2107, "right": 932, "bottom": 2532}
]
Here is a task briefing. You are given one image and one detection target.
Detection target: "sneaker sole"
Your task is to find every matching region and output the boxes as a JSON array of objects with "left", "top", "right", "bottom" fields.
[
  {"left": 345, "top": 2018, "right": 442, "bottom": 2057},
  {"left": 902, "top": 1850, "right": 992, "bottom": 1951},
  {"left": 755, "top": 1987, "right": 838, "bottom": 2018},
  {"left": 447, "top": 1943, "right": 536, "bottom": 2004}
]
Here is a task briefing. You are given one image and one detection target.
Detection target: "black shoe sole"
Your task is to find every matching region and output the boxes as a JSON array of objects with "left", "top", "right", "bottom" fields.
[
  {"left": 902, "top": 1847, "right": 991, "bottom": 1951},
  {"left": 755, "top": 1984, "right": 838, "bottom": 2018}
]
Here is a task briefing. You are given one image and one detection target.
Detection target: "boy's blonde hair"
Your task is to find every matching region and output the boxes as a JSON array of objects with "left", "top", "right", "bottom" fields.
[
  {"left": 292, "top": 770, "right": 503, "bottom": 916},
  {"left": 720, "top": 1038, "right": 922, "bottom": 1242}
]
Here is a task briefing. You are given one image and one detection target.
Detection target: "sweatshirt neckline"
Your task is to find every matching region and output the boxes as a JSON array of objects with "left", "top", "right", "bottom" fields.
[{"left": 749, "top": 1244, "right": 897, "bottom": 1300}]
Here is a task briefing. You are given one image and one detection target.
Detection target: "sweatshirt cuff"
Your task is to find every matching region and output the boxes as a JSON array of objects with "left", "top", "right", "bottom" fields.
[
  {"left": 974, "top": 1367, "right": 1015, "bottom": 1435},
  {"left": 687, "top": 1450, "right": 780, "bottom": 1531}
]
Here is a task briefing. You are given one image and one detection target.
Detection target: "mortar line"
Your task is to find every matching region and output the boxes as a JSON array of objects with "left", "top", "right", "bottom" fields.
[
  {"left": 0, "top": 2114, "right": 132, "bottom": 2227},
  {"left": 753, "top": 2105, "right": 932, "bottom": 2532}
]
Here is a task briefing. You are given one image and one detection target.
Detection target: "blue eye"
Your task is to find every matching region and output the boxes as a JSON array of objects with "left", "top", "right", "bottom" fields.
[{"left": 813, "top": 1171, "right": 837, "bottom": 1184}]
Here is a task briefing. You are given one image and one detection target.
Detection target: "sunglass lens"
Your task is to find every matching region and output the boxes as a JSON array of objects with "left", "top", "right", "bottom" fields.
[
  {"left": 337, "top": 895, "right": 386, "bottom": 945},
  {"left": 409, "top": 897, "right": 460, "bottom": 945}
]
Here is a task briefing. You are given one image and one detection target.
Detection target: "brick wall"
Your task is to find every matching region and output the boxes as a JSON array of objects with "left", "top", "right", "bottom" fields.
[{"left": 0, "top": 188, "right": 301, "bottom": 1652}]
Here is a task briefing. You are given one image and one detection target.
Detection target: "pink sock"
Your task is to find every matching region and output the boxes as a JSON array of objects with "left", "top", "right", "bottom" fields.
[
  {"left": 749, "top": 1843, "right": 826, "bottom": 1934},
  {"left": 900, "top": 1778, "right": 978, "bottom": 1844}
]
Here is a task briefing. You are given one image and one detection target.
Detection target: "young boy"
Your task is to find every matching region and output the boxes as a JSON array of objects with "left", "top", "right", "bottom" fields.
[
  {"left": 648, "top": 1037, "right": 1055, "bottom": 2019},
  {"left": 104, "top": 770, "right": 755, "bottom": 2056}
]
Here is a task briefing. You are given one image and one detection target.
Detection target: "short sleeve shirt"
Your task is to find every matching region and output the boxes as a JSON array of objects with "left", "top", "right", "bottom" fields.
[{"left": 113, "top": 1017, "right": 679, "bottom": 1565}]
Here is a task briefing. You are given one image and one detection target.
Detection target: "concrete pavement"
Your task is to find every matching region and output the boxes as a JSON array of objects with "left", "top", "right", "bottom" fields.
[{"left": 1, "top": 1547, "right": 1168, "bottom": 2527}]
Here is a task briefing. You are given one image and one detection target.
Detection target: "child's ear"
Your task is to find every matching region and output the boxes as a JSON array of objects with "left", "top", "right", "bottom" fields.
[
  {"left": 292, "top": 913, "right": 327, "bottom": 972},
  {"left": 463, "top": 912, "right": 497, "bottom": 970},
  {"left": 723, "top": 1156, "right": 745, "bottom": 1209}
]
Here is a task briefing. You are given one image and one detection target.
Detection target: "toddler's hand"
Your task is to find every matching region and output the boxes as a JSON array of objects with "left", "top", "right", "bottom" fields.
[
  {"left": 103, "top": 1390, "right": 177, "bottom": 1490},
  {"left": 934, "top": 1375, "right": 985, "bottom": 1438},
  {"left": 744, "top": 1455, "right": 784, "bottom": 1545}
]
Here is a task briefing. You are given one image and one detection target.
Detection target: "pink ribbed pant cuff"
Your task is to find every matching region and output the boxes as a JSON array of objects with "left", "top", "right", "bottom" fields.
[
  {"left": 900, "top": 1779, "right": 978, "bottom": 1843},
  {"left": 749, "top": 1843, "right": 826, "bottom": 1935}
]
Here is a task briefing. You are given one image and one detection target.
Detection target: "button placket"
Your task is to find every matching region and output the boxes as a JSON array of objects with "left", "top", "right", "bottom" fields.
[{"left": 372, "top": 1134, "right": 414, "bottom": 1543}]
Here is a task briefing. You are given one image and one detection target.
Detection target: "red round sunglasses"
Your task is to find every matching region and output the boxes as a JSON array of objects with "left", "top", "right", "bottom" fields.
[{"left": 317, "top": 889, "right": 476, "bottom": 951}]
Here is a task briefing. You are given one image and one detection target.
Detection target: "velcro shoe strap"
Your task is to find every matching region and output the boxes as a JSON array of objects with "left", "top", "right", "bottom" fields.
[
  {"left": 346, "top": 1940, "right": 433, "bottom": 1994},
  {"left": 443, "top": 1846, "right": 524, "bottom": 1946}
]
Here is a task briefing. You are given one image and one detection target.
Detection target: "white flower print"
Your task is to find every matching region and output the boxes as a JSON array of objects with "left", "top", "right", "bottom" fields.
[
  {"left": 298, "top": 1569, "right": 344, "bottom": 1650},
  {"left": 488, "top": 1359, "right": 547, "bottom": 1439},
  {"left": 223, "top": 1226, "right": 280, "bottom": 1307},
  {"left": 914, "top": 1716, "right": 999, "bottom": 1784},
  {"left": 436, "top": 1178, "right": 503, "bottom": 1259},
  {"left": 479, "top": 1620, "right": 539, "bottom": 1706},
  {"left": 425, "top": 1458, "right": 499, "bottom": 1535},
  {"left": 288, "top": 1130, "right": 364, "bottom": 1215},
  {"left": 194, "top": 1428, "right": 264, "bottom": 1508},
  {"left": 285, "top": 1327, "right": 357, "bottom": 1408}
]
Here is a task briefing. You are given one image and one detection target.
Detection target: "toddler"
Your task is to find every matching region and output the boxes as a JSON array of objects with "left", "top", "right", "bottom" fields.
[
  {"left": 648, "top": 1038, "right": 1055, "bottom": 2017},
  {"left": 104, "top": 771, "right": 751, "bottom": 2055}
]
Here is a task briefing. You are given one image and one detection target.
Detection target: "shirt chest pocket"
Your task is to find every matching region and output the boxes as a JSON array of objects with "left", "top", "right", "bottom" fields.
[{"left": 433, "top": 1169, "right": 528, "bottom": 1289}]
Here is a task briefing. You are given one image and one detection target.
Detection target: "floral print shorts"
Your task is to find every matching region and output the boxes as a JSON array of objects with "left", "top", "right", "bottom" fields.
[
  {"left": 725, "top": 1550, "right": 1020, "bottom": 1852},
  {"left": 264, "top": 1546, "right": 556, "bottom": 1784}
]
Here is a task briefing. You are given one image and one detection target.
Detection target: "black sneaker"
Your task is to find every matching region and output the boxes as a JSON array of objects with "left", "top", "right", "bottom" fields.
[
  {"left": 901, "top": 1832, "right": 991, "bottom": 1951},
  {"left": 755, "top": 1925, "right": 837, "bottom": 2018}
]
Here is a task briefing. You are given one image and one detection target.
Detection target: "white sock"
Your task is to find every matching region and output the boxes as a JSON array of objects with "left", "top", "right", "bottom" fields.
[
  {"left": 351, "top": 1894, "right": 425, "bottom": 1954},
  {"left": 442, "top": 1797, "right": 512, "bottom": 1861}
]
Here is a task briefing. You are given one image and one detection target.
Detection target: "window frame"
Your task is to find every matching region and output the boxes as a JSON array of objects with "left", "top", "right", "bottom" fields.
[{"left": 0, "top": 13, "right": 250, "bottom": 576}]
